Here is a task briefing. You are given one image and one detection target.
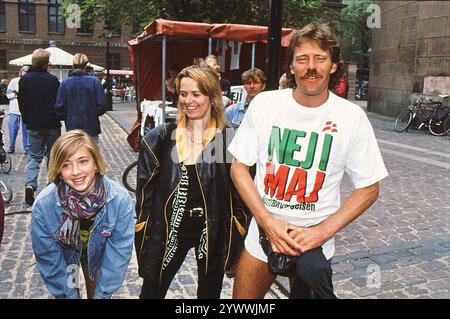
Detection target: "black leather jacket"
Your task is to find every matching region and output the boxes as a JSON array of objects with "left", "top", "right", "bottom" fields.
[{"left": 135, "top": 123, "right": 247, "bottom": 283}]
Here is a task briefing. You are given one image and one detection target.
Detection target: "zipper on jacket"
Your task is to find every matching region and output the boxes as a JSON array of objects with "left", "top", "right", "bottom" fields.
[
  {"left": 194, "top": 162, "right": 209, "bottom": 274},
  {"left": 137, "top": 165, "right": 159, "bottom": 258},
  {"left": 224, "top": 189, "right": 234, "bottom": 271},
  {"left": 160, "top": 164, "right": 182, "bottom": 283},
  {"left": 137, "top": 140, "right": 160, "bottom": 257}
]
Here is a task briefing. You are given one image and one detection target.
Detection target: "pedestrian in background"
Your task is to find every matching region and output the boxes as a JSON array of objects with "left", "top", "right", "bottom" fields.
[
  {"left": 18, "top": 48, "right": 61, "bottom": 206},
  {"left": 225, "top": 68, "right": 266, "bottom": 128},
  {"left": 165, "top": 65, "right": 180, "bottom": 104},
  {"left": 135, "top": 65, "right": 246, "bottom": 299},
  {"left": 31, "top": 130, "right": 134, "bottom": 299},
  {"left": 55, "top": 53, "right": 107, "bottom": 144},
  {"left": 6, "top": 66, "right": 29, "bottom": 154}
]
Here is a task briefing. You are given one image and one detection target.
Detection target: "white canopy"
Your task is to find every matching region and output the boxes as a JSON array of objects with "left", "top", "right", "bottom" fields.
[{"left": 9, "top": 46, "right": 104, "bottom": 71}]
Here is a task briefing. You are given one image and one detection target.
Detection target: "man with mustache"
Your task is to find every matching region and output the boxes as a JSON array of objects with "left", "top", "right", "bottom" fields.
[{"left": 228, "top": 23, "right": 388, "bottom": 299}]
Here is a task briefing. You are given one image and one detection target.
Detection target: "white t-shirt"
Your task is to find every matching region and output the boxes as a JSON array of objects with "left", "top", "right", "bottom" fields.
[
  {"left": 6, "top": 77, "right": 21, "bottom": 114},
  {"left": 228, "top": 89, "right": 388, "bottom": 259}
]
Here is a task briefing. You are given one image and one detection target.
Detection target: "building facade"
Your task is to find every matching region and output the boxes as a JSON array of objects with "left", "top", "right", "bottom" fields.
[
  {"left": 369, "top": 1, "right": 450, "bottom": 116},
  {"left": 0, "top": 0, "right": 132, "bottom": 79}
]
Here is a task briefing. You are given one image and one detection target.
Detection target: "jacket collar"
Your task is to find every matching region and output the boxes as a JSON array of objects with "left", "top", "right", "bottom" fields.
[
  {"left": 235, "top": 101, "right": 246, "bottom": 112},
  {"left": 175, "top": 116, "right": 218, "bottom": 163},
  {"left": 29, "top": 67, "right": 48, "bottom": 73},
  {"left": 69, "top": 70, "right": 88, "bottom": 77}
]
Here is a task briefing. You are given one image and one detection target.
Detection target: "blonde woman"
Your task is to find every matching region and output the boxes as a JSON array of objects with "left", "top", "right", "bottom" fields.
[
  {"left": 135, "top": 66, "right": 246, "bottom": 299},
  {"left": 31, "top": 130, "right": 134, "bottom": 299}
]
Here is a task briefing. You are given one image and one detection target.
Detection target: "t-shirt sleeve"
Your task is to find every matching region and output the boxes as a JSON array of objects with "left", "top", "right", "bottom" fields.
[
  {"left": 345, "top": 112, "right": 388, "bottom": 189},
  {"left": 227, "top": 102, "right": 259, "bottom": 166}
]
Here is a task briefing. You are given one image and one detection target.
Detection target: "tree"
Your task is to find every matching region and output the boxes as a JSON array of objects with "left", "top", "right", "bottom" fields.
[
  {"left": 62, "top": 0, "right": 340, "bottom": 36},
  {"left": 62, "top": 0, "right": 160, "bottom": 36},
  {"left": 340, "top": 0, "right": 373, "bottom": 67}
]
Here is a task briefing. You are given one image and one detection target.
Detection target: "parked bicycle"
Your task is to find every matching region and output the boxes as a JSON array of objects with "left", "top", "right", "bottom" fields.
[
  {"left": 444, "top": 115, "right": 450, "bottom": 136},
  {"left": 0, "top": 176, "right": 12, "bottom": 203},
  {"left": 0, "top": 147, "right": 12, "bottom": 174},
  {"left": 122, "top": 101, "right": 177, "bottom": 194},
  {"left": 394, "top": 95, "right": 449, "bottom": 136}
]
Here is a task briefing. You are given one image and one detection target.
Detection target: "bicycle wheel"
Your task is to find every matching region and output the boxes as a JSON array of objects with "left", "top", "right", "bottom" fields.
[
  {"left": 0, "top": 179, "right": 13, "bottom": 203},
  {"left": 443, "top": 116, "right": 450, "bottom": 136},
  {"left": 394, "top": 109, "right": 412, "bottom": 132},
  {"left": 428, "top": 118, "right": 447, "bottom": 136},
  {"left": 122, "top": 161, "right": 138, "bottom": 193},
  {"left": 1, "top": 152, "right": 12, "bottom": 174}
]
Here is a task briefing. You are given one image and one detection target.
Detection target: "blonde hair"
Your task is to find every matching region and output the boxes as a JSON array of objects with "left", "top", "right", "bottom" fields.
[
  {"left": 31, "top": 49, "right": 51, "bottom": 69},
  {"left": 175, "top": 65, "right": 226, "bottom": 130},
  {"left": 241, "top": 68, "right": 266, "bottom": 84},
  {"left": 48, "top": 130, "right": 106, "bottom": 183},
  {"left": 73, "top": 53, "right": 89, "bottom": 69}
]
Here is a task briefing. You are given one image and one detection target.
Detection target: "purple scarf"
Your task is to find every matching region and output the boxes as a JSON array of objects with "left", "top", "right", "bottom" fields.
[{"left": 56, "top": 175, "right": 106, "bottom": 250}]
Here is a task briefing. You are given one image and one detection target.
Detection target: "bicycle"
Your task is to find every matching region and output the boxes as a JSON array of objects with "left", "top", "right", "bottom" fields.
[
  {"left": 444, "top": 116, "right": 450, "bottom": 136},
  {"left": 0, "top": 149, "right": 12, "bottom": 174},
  {"left": 122, "top": 160, "right": 138, "bottom": 193},
  {"left": 394, "top": 95, "right": 449, "bottom": 136},
  {"left": 122, "top": 101, "right": 177, "bottom": 194},
  {"left": 0, "top": 176, "right": 13, "bottom": 203}
]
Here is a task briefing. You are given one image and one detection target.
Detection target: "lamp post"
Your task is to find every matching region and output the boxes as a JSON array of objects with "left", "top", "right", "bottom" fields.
[
  {"left": 104, "top": 30, "right": 113, "bottom": 111},
  {"left": 266, "top": 0, "right": 283, "bottom": 90}
]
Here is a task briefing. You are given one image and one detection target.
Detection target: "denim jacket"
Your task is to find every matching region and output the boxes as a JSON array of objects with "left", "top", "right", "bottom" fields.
[
  {"left": 31, "top": 177, "right": 135, "bottom": 299},
  {"left": 225, "top": 101, "right": 247, "bottom": 128}
]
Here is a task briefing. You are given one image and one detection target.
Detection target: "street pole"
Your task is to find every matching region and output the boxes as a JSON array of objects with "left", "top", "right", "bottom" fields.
[
  {"left": 106, "top": 39, "right": 113, "bottom": 111},
  {"left": 266, "top": 0, "right": 283, "bottom": 90}
]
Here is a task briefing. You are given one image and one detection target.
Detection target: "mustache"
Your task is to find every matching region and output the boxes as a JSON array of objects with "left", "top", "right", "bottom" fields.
[{"left": 301, "top": 69, "right": 322, "bottom": 79}]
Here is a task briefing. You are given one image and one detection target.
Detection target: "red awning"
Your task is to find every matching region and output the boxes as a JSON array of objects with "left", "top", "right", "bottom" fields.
[{"left": 126, "top": 19, "right": 295, "bottom": 150}]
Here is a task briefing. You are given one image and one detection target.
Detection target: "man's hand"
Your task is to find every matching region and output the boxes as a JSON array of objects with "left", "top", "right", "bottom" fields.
[
  {"left": 259, "top": 215, "right": 302, "bottom": 256},
  {"left": 288, "top": 224, "right": 329, "bottom": 254}
]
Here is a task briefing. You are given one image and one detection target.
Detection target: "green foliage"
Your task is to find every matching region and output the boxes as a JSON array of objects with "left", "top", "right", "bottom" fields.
[
  {"left": 340, "top": 0, "right": 373, "bottom": 66},
  {"left": 61, "top": 0, "right": 160, "bottom": 36},
  {"left": 61, "top": 0, "right": 340, "bottom": 36},
  {"left": 283, "top": 0, "right": 340, "bottom": 32}
]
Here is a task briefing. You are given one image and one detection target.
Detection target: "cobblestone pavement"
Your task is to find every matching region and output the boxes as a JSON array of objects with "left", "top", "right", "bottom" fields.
[{"left": 0, "top": 101, "right": 449, "bottom": 299}]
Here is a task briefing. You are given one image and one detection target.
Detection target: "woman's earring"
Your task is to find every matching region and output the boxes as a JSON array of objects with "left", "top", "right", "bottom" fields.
[{"left": 95, "top": 168, "right": 98, "bottom": 173}]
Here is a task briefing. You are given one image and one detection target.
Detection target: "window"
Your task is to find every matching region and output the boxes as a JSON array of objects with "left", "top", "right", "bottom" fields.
[
  {"left": 48, "top": 0, "right": 64, "bottom": 33},
  {"left": 0, "top": 1, "right": 5, "bottom": 31},
  {"left": 108, "top": 53, "right": 120, "bottom": 70},
  {"left": 77, "top": 18, "right": 93, "bottom": 34},
  {"left": 76, "top": 2, "right": 93, "bottom": 34},
  {"left": 0, "top": 50, "right": 6, "bottom": 69},
  {"left": 19, "top": 0, "right": 36, "bottom": 33},
  {"left": 104, "top": 17, "right": 121, "bottom": 37}
]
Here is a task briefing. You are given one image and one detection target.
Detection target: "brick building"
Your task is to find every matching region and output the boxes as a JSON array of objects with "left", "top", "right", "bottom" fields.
[
  {"left": 369, "top": 1, "right": 450, "bottom": 116},
  {"left": 0, "top": 0, "right": 132, "bottom": 80}
]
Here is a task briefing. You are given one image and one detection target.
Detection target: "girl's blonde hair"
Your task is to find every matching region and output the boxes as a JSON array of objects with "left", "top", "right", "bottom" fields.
[
  {"left": 73, "top": 53, "right": 89, "bottom": 69},
  {"left": 48, "top": 130, "right": 106, "bottom": 183},
  {"left": 175, "top": 65, "right": 226, "bottom": 129}
]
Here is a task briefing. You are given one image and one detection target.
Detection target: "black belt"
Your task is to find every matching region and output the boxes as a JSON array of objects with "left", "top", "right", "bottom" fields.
[{"left": 187, "top": 207, "right": 204, "bottom": 218}]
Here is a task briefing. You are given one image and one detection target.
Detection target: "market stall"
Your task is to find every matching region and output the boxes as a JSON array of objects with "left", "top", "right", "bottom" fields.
[{"left": 126, "top": 19, "right": 294, "bottom": 150}]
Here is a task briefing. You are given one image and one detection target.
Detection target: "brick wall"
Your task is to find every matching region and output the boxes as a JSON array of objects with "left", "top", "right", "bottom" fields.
[
  {"left": 369, "top": 1, "right": 450, "bottom": 116},
  {"left": 0, "top": 0, "right": 132, "bottom": 79}
]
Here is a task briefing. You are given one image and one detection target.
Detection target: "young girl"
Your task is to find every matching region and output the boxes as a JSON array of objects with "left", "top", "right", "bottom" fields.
[{"left": 31, "top": 130, "right": 134, "bottom": 299}]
